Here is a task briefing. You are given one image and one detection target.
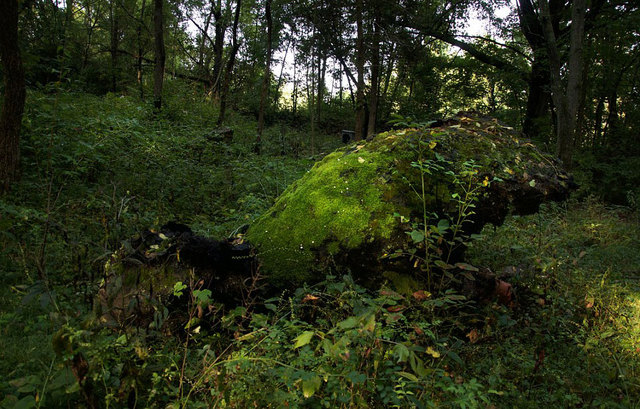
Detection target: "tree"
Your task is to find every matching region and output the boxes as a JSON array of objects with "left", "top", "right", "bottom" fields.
[
  {"left": 354, "top": 0, "right": 365, "bottom": 141},
  {"left": 217, "top": 0, "right": 242, "bottom": 126},
  {"left": 153, "top": 0, "right": 166, "bottom": 110},
  {"left": 0, "top": 0, "right": 27, "bottom": 194},
  {"left": 256, "top": 0, "right": 273, "bottom": 154},
  {"left": 366, "top": 5, "right": 381, "bottom": 139},
  {"left": 539, "top": 0, "right": 586, "bottom": 167}
]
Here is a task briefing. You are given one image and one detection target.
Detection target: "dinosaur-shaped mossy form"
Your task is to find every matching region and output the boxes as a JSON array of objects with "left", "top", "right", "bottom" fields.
[{"left": 247, "top": 113, "right": 572, "bottom": 287}]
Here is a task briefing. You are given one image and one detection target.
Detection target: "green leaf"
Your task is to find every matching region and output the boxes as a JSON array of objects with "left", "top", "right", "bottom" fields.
[
  {"left": 409, "top": 230, "right": 425, "bottom": 243},
  {"left": 173, "top": 281, "right": 187, "bottom": 297},
  {"left": 293, "top": 331, "right": 315, "bottom": 349},
  {"left": 302, "top": 375, "right": 322, "bottom": 398},
  {"left": 529, "top": 179, "right": 536, "bottom": 187},
  {"left": 337, "top": 316, "right": 358, "bottom": 330},
  {"left": 397, "top": 371, "right": 419, "bottom": 382},
  {"left": 434, "top": 260, "right": 453, "bottom": 269},
  {"left": 14, "top": 395, "right": 36, "bottom": 409},
  {"left": 436, "top": 219, "right": 450, "bottom": 233},
  {"left": 393, "top": 343, "right": 410, "bottom": 363},
  {"left": 362, "top": 314, "right": 376, "bottom": 332},
  {"left": 193, "top": 289, "right": 212, "bottom": 306}
]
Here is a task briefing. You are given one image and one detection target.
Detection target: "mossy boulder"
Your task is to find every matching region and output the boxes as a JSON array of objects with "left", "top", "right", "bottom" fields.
[{"left": 247, "top": 113, "right": 572, "bottom": 287}]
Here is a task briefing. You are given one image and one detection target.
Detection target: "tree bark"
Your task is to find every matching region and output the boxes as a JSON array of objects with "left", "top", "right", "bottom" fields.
[
  {"left": 256, "top": 0, "right": 273, "bottom": 154},
  {"left": 539, "top": 0, "right": 586, "bottom": 167},
  {"left": 137, "top": 0, "right": 147, "bottom": 99},
  {"left": 110, "top": 0, "right": 121, "bottom": 92},
  {"left": 217, "top": 0, "right": 242, "bottom": 126},
  {"left": 0, "top": 0, "right": 26, "bottom": 194},
  {"left": 153, "top": 0, "right": 166, "bottom": 110},
  {"left": 522, "top": 56, "right": 551, "bottom": 140},
  {"left": 354, "top": 0, "right": 366, "bottom": 141},
  {"left": 367, "top": 11, "right": 380, "bottom": 139},
  {"left": 211, "top": 0, "right": 225, "bottom": 98},
  {"left": 316, "top": 51, "right": 326, "bottom": 122}
]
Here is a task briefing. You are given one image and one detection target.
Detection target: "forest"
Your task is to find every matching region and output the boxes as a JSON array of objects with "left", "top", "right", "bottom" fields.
[{"left": 1, "top": 0, "right": 639, "bottom": 407}]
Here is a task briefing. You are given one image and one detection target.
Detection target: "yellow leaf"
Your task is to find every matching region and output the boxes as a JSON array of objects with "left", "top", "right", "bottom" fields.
[
  {"left": 429, "top": 140, "right": 437, "bottom": 149},
  {"left": 358, "top": 157, "right": 365, "bottom": 163},
  {"left": 426, "top": 346, "right": 441, "bottom": 358}
]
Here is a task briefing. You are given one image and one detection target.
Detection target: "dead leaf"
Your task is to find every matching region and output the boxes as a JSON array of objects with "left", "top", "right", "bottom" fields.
[
  {"left": 301, "top": 294, "right": 320, "bottom": 303},
  {"left": 466, "top": 328, "right": 479, "bottom": 344},
  {"left": 412, "top": 290, "right": 431, "bottom": 301},
  {"left": 495, "top": 280, "right": 513, "bottom": 306},
  {"left": 585, "top": 295, "right": 594, "bottom": 309},
  {"left": 380, "top": 289, "right": 404, "bottom": 299}
]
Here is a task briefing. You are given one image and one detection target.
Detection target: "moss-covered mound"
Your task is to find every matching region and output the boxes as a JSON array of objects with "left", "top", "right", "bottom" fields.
[{"left": 247, "top": 114, "right": 572, "bottom": 287}]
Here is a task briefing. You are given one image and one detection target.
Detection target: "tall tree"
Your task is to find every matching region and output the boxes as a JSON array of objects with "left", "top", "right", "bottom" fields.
[
  {"left": 217, "top": 0, "right": 242, "bottom": 126},
  {"left": 137, "top": 0, "right": 148, "bottom": 99},
  {"left": 211, "top": 0, "right": 225, "bottom": 98},
  {"left": 354, "top": 0, "right": 366, "bottom": 141},
  {"left": 0, "top": 0, "right": 27, "bottom": 193},
  {"left": 539, "top": 0, "right": 587, "bottom": 167},
  {"left": 109, "top": 0, "right": 121, "bottom": 92},
  {"left": 367, "top": 6, "right": 381, "bottom": 139},
  {"left": 153, "top": 0, "right": 166, "bottom": 110},
  {"left": 256, "top": 0, "right": 273, "bottom": 154}
]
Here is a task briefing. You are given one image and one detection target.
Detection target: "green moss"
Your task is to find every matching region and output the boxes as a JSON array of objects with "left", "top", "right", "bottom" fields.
[
  {"left": 249, "top": 145, "right": 404, "bottom": 285},
  {"left": 248, "top": 119, "right": 563, "bottom": 287}
]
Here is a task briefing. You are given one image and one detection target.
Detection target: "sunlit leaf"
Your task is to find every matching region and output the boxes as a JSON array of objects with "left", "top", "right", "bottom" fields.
[{"left": 293, "top": 331, "right": 315, "bottom": 349}]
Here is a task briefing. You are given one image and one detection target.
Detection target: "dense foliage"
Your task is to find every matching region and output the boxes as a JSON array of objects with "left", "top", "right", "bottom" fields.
[
  {"left": 0, "top": 90, "right": 639, "bottom": 408},
  {"left": 1, "top": 0, "right": 640, "bottom": 407}
]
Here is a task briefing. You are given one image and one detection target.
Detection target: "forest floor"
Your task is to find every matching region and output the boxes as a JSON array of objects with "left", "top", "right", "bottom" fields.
[{"left": 1, "top": 87, "right": 639, "bottom": 408}]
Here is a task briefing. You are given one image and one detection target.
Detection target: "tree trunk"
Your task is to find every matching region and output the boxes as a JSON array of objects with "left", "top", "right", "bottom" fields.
[
  {"left": 217, "top": 0, "right": 242, "bottom": 126},
  {"left": 275, "top": 37, "right": 291, "bottom": 103},
  {"left": 603, "top": 89, "right": 618, "bottom": 147},
  {"left": 292, "top": 53, "right": 298, "bottom": 115},
  {"left": 256, "top": 0, "right": 273, "bottom": 154},
  {"left": 354, "top": 0, "right": 366, "bottom": 141},
  {"left": 316, "top": 52, "right": 326, "bottom": 122},
  {"left": 367, "top": 12, "right": 380, "bottom": 139},
  {"left": 211, "top": 0, "right": 225, "bottom": 98},
  {"left": 522, "top": 55, "right": 551, "bottom": 140},
  {"left": 517, "top": 0, "right": 552, "bottom": 141},
  {"left": 153, "top": 0, "right": 166, "bottom": 110},
  {"left": 307, "top": 51, "right": 316, "bottom": 155},
  {"left": 59, "top": 0, "right": 75, "bottom": 72},
  {"left": 137, "top": 0, "right": 147, "bottom": 99},
  {"left": 0, "top": 0, "right": 26, "bottom": 194},
  {"left": 539, "top": 0, "right": 586, "bottom": 167},
  {"left": 110, "top": 0, "right": 120, "bottom": 93}
]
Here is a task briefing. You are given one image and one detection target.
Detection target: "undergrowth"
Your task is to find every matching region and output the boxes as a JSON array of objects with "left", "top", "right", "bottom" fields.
[{"left": 1, "top": 86, "right": 639, "bottom": 408}]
